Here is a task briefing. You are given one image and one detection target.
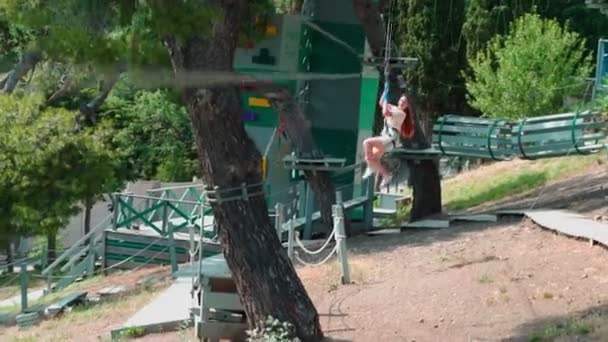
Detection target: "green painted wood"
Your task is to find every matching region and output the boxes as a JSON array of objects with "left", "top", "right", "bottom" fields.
[
  {"left": 520, "top": 111, "right": 598, "bottom": 123},
  {"left": 437, "top": 116, "right": 506, "bottom": 125},
  {"left": 105, "top": 232, "right": 190, "bottom": 248},
  {"left": 54, "top": 255, "right": 93, "bottom": 291},
  {"left": 439, "top": 145, "right": 513, "bottom": 156},
  {"left": 517, "top": 133, "right": 605, "bottom": 146},
  {"left": 518, "top": 143, "right": 605, "bottom": 155},
  {"left": 105, "top": 240, "right": 189, "bottom": 254},
  {"left": 433, "top": 124, "right": 511, "bottom": 135},
  {"left": 513, "top": 121, "right": 606, "bottom": 134},
  {"left": 432, "top": 135, "right": 512, "bottom": 146}
]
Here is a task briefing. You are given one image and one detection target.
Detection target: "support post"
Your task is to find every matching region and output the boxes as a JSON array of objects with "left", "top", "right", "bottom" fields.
[
  {"left": 287, "top": 217, "right": 295, "bottom": 262},
  {"left": 161, "top": 201, "right": 169, "bottom": 236},
  {"left": 19, "top": 260, "right": 28, "bottom": 312},
  {"left": 304, "top": 182, "right": 314, "bottom": 239},
  {"left": 363, "top": 174, "right": 375, "bottom": 229},
  {"left": 168, "top": 223, "right": 178, "bottom": 274},
  {"left": 333, "top": 204, "right": 350, "bottom": 284},
  {"left": 189, "top": 223, "right": 195, "bottom": 263},
  {"left": 112, "top": 194, "right": 119, "bottom": 229},
  {"left": 274, "top": 203, "right": 284, "bottom": 241}
]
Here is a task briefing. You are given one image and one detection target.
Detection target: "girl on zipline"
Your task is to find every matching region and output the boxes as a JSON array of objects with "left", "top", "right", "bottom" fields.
[{"left": 362, "top": 81, "right": 415, "bottom": 188}]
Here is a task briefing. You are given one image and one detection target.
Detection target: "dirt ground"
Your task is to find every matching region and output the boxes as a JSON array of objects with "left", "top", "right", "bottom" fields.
[
  {"left": 295, "top": 160, "right": 608, "bottom": 342},
  {"left": 5, "top": 160, "right": 608, "bottom": 342}
]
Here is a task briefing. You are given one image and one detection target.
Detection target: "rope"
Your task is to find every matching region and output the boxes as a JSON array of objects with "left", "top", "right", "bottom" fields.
[
  {"left": 295, "top": 229, "right": 335, "bottom": 255},
  {"left": 294, "top": 246, "right": 338, "bottom": 267}
]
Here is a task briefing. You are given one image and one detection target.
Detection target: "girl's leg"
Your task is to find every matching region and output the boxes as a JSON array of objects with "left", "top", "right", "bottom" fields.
[{"left": 363, "top": 137, "right": 390, "bottom": 178}]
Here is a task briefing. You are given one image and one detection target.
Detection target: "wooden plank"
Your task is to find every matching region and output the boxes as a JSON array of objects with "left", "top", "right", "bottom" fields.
[
  {"left": 514, "top": 120, "right": 606, "bottom": 134},
  {"left": 451, "top": 214, "right": 498, "bottom": 223},
  {"left": 203, "top": 292, "right": 242, "bottom": 312},
  {"left": 105, "top": 230, "right": 191, "bottom": 249},
  {"left": 520, "top": 111, "right": 598, "bottom": 123},
  {"left": 519, "top": 144, "right": 605, "bottom": 158},
  {"left": 45, "top": 292, "right": 87, "bottom": 317},
  {"left": 401, "top": 219, "right": 450, "bottom": 229},
  {"left": 433, "top": 124, "right": 510, "bottom": 135},
  {"left": 515, "top": 131, "right": 601, "bottom": 143},
  {"left": 433, "top": 134, "right": 512, "bottom": 146},
  {"left": 104, "top": 246, "right": 188, "bottom": 263},
  {"left": 526, "top": 210, "right": 608, "bottom": 247},
  {"left": 436, "top": 115, "right": 507, "bottom": 125}
]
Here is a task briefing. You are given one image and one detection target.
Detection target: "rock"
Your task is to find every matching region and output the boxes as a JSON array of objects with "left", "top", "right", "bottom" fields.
[
  {"left": 434, "top": 324, "right": 439, "bottom": 329},
  {"left": 582, "top": 274, "right": 589, "bottom": 279},
  {"left": 419, "top": 318, "right": 425, "bottom": 323},
  {"left": 439, "top": 317, "right": 445, "bottom": 323}
]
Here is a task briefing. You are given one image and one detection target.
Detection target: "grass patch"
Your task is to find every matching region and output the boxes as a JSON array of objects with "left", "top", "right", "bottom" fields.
[
  {"left": 445, "top": 171, "right": 547, "bottom": 210},
  {"left": 0, "top": 271, "right": 46, "bottom": 301},
  {"left": 528, "top": 319, "right": 592, "bottom": 342},
  {"left": 5, "top": 285, "right": 166, "bottom": 342},
  {"left": 478, "top": 273, "right": 494, "bottom": 284},
  {"left": 391, "top": 154, "right": 606, "bottom": 220}
]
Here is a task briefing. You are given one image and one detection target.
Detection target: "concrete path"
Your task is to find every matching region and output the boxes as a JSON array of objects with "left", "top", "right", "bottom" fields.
[
  {"left": 525, "top": 210, "right": 608, "bottom": 246},
  {"left": 112, "top": 278, "right": 192, "bottom": 338},
  {"left": 0, "top": 288, "right": 44, "bottom": 308}
]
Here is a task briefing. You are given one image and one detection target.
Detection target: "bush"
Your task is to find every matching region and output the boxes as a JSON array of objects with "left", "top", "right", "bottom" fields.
[
  {"left": 465, "top": 13, "right": 592, "bottom": 120},
  {"left": 247, "top": 316, "right": 301, "bottom": 342}
]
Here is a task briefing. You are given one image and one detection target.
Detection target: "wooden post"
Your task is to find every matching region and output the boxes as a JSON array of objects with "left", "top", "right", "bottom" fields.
[
  {"left": 19, "top": 260, "right": 28, "bottom": 312},
  {"left": 189, "top": 223, "right": 195, "bottom": 263},
  {"left": 112, "top": 194, "right": 119, "bottom": 229},
  {"left": 363, "top": 174, "right": 375, "bottom": 229},
  {"left": 304, "top": 182, "right": 314, "bottom": 239},
  {"left": 168, "top": 223, "right": 178, "bottom": 274},
  {"left": 333, "top": 204, "right": 350, "bottom": 284},
  {"left": 274, "top": 203, "right": 284, "bottom": 241},
  {"left": 287, "top": 218, "right": 295, "bottom": 262},
  {"left": 161, "top": 201, "right": 169, "bottom": 236}
]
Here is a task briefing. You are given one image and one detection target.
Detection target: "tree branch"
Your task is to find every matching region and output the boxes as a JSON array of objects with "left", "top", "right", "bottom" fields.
[
  {"left": 76, "top": 71, "right": 120, "bottom": 128},
  {"left": 2, "top": 51, "right": 42, "bottom": 94}
]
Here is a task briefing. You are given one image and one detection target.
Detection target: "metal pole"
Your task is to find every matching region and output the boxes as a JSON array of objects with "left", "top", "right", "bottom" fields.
[
  {"left": 168, "top": 223, "right": 178, "bottom": 274},
  {"left": 333, "top": 204, "right": 350, "bottom": 284},
  {"left": 274, "top": 203, "right": 284, "bottom": 241},
  {"left": 287, "top": 217, "right": 295, "bottom": 262}
]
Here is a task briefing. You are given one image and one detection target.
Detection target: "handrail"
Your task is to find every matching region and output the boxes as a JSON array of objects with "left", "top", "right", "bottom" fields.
[
  {"left": 42, "top": 212, "right": 113, "bottom": 276},
  {"left": 147, "top": 183, "right": 205, "bottom": 193},
  {"left": 60, "top": 244, "right": 91, "bottom": 273},
  {"left": 115, "top": 192, "right": 202, "bottom": 205}
]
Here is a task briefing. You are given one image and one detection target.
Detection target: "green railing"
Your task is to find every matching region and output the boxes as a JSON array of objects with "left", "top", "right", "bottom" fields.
[{"left": 113, "top": 192, "right": 212, "bottom": 237}]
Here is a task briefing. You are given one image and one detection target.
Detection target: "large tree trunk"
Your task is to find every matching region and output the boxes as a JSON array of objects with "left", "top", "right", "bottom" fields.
[
  {"left": 352, "top": 0, "right": 442, "bottom": 220},
  {"left": 160, "top": 1, "right": 322, "bottom": 340},
  {"left": 264, "top": 88, "right": 351, "bottom": 236},
  {"left": 2, "top": 51, "right": 41, "bottom": 94},
  {"left": 5, "top": 241, "right": 14, "bottom": 274},
  {"left": 84, "top": 198, "right": 93, "bottom": 245}
]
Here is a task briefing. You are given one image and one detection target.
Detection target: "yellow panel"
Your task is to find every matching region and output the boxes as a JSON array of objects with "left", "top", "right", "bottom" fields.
[
  {"left": 266, "top": 25, "right": 278, "bottom": 36},
  {"left": 248, "top": 97, "right": 271, "bottom": 108}
]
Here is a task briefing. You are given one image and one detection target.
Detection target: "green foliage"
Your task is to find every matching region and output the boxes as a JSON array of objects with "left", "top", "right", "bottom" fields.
[
  {"left": 103, "top": 88, "right": 198, "bottom": 182},
  {"left": 0, "top": 93, "right": 117, "bottom": 240},
  {"left": 247, "top": 316, "right": 301, "bottom": 342},
  {"left": 528, "top": 318, "right": 592, "bottom": 341},
  {"left": 396, "top": 0, "right": 468, "bottom": 117},
  {"left": 465, "top": 13, "right": 592, "bottom": 119}
]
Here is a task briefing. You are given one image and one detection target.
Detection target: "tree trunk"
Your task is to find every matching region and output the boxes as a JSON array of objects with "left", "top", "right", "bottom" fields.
[
  {"left": 47, "top": 232, "right": 56, "bottom": 264},
  {"left": 5, "top": 241, "right": 14, "bottom": 274},
  {"left": 353, "top": 0, "right": 443, "bottom": 220},
  {"left": 2, "top": 51, "right": 41, "bottom": 94},
  {"left": 264, "top": 88, "right": 351, "bottom": 236},
  {"left": 160, "top": 1, "right": 322, "bottom": 340},
  {"left": 84, "top": 198, "right": 93, "bottom": 245}
]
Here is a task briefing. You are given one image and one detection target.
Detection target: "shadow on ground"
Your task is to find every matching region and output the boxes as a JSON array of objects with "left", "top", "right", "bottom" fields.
[{"left": 505, "top": 303, "right": 608, "bottom": 341}]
